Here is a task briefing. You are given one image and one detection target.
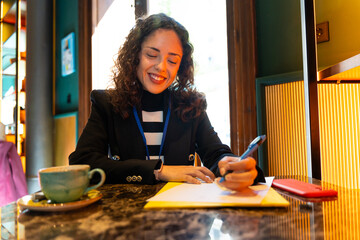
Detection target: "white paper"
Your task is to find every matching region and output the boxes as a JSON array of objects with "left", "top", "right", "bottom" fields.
[{"left": 147, "top": 177, "right": 275, "bottom": 204}]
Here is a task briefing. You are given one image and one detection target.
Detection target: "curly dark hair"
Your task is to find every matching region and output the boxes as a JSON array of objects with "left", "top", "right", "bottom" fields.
[{"left": 110, "top": 13, "right": 206, "bottom": 122}]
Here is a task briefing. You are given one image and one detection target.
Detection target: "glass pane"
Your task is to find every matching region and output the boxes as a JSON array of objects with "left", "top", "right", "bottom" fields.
[
  {"left": 148, "top": 0, "right": 230, "bottom": 146},
  {"left": 91, "top": 0, "right": 135, "bottom": 90},
  {"left": 1, "top": 0, "right": 18, "bottom": 138}
]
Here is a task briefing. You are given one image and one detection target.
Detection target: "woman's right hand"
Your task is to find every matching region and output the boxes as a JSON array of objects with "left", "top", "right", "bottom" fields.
[{"left": 158, "top": 165, "right": 215, "bottom": 184}]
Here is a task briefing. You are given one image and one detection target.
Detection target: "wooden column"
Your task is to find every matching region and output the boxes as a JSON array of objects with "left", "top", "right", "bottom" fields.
[
  {"left": 78, "top": 0, "right": 92, "bottom": 136},
  {"left": 226, "top": 0, "right": 258, "bottom": 156}
]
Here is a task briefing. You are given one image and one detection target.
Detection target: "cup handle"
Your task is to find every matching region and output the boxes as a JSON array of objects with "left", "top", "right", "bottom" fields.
[{"left": 85, "top": 168, "right": 106, "bottom": 193}]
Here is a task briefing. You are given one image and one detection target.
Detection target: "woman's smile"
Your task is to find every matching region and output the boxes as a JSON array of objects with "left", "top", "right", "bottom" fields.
[{"left": 148, "top": 73, "right": 167, "bottom": 84}]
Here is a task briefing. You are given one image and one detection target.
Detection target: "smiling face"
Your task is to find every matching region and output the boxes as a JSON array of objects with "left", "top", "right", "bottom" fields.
[{"left": 136, "top": 29, "right": 183, "bottom": 94}]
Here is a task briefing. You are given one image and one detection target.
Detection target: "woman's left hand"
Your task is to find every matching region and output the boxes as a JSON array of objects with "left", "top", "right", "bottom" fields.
[
  {"left": 158, "top": 165, "right": 215, "bottom": 184},
  {"left": 216, "top": 156, "right": 258, "bottom": 191}
]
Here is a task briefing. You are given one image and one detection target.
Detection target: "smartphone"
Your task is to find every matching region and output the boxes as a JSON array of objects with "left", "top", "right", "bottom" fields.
[{"left": 272, "top": 178, "right": 338, "bottom": 198}]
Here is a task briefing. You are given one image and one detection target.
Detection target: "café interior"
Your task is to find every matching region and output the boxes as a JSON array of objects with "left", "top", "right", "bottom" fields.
[{"left": 1, "top": 0, "right": 360, "bottom": 239}]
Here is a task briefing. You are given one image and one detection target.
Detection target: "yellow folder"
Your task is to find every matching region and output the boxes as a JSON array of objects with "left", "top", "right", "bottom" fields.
[{"left": 144, "top": 182, "right": 289, "bottom": 209}]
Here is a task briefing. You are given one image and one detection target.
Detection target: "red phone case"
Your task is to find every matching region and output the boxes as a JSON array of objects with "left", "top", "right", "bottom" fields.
[{"left": 272, "top": 179, "right": 338, "bottom": 198}]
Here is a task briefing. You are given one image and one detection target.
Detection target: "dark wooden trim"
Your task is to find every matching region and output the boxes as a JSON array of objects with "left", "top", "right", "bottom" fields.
[
  {"left": 318, "top": 80, "right": 360, "bottom": 84},
  {"left": 226, "top": 0, "right": 258, "bottom": 156},
  {"left": 300, "top": 0, "right": 321, "bottom": 179},
  {"left": 78, "top": 0, "right": 92, "bottom": 136},
  {"left": 318, "top": 53, "right": 360, "bottom": 81}
]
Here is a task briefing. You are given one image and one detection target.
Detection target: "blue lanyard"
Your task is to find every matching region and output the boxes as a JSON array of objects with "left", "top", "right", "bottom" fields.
[{"left": 133, "top": 97, "right": 171, "bottom": 162}]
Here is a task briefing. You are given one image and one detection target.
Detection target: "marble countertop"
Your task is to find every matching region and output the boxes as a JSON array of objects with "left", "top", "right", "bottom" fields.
[{"left": 1, "top": 177, "right": 359, "bottom": 239}]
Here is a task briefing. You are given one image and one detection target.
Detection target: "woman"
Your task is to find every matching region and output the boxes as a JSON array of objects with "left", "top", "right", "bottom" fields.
[{"left": 69, "top": 13, "right": 265, "bottom": 191}]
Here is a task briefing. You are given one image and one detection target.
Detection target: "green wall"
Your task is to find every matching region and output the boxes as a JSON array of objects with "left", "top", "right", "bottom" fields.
[
  {"left": 256, "top": 0, "right": 360, "bottom": 74},
  {"left": 55, "top": 0, "right": 79, "bottom": 114},
  {"left": 255, "top": 0, "right": 303, "bottom": 77},
  {"left": 316, "top": 0, "right": 360, "bottom": 69}
]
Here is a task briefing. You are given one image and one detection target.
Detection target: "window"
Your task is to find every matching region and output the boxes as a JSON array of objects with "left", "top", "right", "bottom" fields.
[{"left": 148, "top": 0, "right": 230, "bottom": 146}]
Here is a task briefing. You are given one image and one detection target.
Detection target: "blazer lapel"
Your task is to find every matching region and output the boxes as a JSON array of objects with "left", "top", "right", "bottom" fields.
[{"left": 112, "top": 111, "right": 147, "bottom": 160}]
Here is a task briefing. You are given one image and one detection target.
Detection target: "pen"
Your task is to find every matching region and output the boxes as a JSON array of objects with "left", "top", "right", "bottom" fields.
[{"left": 219, "top": 135, "right": 266, "bottom": 183}]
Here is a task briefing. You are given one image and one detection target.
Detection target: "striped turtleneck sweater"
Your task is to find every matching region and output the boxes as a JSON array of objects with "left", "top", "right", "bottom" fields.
[{"left": 140, "top": 90, "right": 168, "bottom": 162}]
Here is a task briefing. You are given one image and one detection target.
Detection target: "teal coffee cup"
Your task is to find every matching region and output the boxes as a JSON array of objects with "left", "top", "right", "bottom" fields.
[{"left": 38, "top": 165, "right": 106, "bottom": 203}]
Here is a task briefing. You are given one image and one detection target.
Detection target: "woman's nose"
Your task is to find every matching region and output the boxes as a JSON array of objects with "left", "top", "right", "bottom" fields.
[{"left": 155, "top": 58, "right": 166, "bottom": 72}]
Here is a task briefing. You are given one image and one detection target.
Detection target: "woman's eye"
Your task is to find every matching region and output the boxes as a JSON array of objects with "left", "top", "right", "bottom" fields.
[
  {"left": 146, "top": 53, "right": 157, "bottom": 58},
  {"left": 168, "top": 59, "right": 178, "bottom": 65}
]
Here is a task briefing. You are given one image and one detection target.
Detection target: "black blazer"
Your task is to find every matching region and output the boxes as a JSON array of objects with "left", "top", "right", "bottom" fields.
[{"left": 69, "top": 90, "right": 265, "bottom": 184}]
